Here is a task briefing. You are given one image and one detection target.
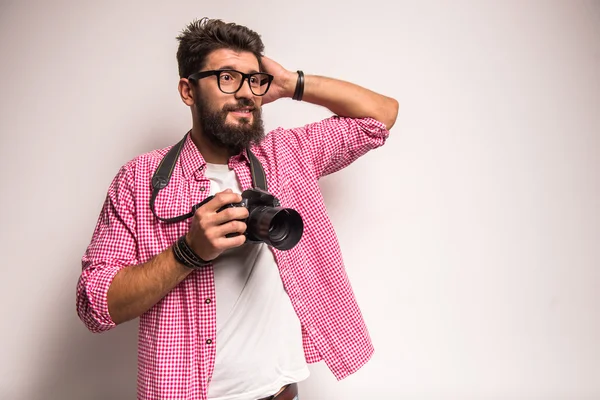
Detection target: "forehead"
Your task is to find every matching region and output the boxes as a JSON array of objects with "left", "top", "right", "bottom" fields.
[{"left": 204, "top": 48, "right": 260, "bottom": 73}]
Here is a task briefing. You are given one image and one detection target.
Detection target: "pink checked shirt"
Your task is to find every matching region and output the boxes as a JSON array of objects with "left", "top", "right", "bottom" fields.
[{"left": 76, "top": 115, "right": 389, "bottom": 399}]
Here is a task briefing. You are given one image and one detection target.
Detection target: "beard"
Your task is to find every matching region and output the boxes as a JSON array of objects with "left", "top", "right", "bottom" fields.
[{"left": 195, "top": 95, "right": 265, "bottom": 155}]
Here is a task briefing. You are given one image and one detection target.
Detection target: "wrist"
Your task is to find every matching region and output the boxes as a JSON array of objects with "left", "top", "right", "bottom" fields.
[
  {"left": 292, "top": 70, "right": 304, "bottom": 101},
  {"left": 283, "top": 70, "right": 299, "bottom": 98},
  {"left": 173, "top": 235, "right": 211, "bottom": 269}
]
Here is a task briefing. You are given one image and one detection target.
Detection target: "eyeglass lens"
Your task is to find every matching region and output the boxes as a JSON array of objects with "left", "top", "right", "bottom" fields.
[{"left": 218, "top": 70, "right": 270, "bottom": 95}]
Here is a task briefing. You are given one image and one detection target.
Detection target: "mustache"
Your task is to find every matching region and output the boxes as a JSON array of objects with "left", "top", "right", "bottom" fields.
[{"left": 223, "top": 98, "right": 257, "bottom": 112}]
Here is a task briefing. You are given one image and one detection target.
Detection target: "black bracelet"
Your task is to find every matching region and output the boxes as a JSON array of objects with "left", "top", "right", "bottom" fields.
[
  {"left": 172, "top": 235, "right": 211, "bottom": 269},
  {"left": 292, "top": 70, "right": 304, "bottom": 101}
]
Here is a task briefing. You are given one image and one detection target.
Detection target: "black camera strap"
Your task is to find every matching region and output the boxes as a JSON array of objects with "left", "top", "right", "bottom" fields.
[{"left": 150, "top": 133, "right": 267, "bottom": 223}]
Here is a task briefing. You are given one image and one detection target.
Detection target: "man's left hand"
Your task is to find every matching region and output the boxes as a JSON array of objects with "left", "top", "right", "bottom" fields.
[
  {"left": 260, "top": 56, "right": 296, "bottom": 105},
  {"left": 257, "top": 56, "right": 399, "bottom": 130}
]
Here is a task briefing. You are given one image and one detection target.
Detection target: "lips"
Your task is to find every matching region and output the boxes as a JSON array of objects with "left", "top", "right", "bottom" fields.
[
  {"left": 230, "top": 107, "right": 253, "bottom": 113},
  {"left": 229, "top": 108, "right": 254, "bottom": 120}
]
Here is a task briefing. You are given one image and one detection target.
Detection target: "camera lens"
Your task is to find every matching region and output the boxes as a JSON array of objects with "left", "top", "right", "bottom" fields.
[
  {"left": 247, "top": 207, "right": 303, "bottom": 250},
  {"left": 269, "top": 211, "right": 293, "bottom": 242}
]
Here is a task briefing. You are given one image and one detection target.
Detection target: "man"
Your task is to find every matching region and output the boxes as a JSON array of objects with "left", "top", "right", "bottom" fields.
[{"left": 76, "top": 17, "right": 398, "bottom": 400}]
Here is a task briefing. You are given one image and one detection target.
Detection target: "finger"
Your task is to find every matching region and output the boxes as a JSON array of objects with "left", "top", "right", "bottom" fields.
[
  {"left": 213, "top": 220, "right": 247, "bottom": 238},
  {"left": 214, "top": 233, "right": 247, "bottom": 250},
  {"left": 212, "top": 206, "right": 249, "bottom": 225},
  {"left": 201, "top": 191, "right": 243, "bottom": 213}
]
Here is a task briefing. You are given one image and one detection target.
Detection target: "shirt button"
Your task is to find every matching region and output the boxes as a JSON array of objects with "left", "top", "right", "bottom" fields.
[
  {"left": 206, "top": 339, "right": 213, "bottom": 345},
  {"left": 199, "top": 187, "right": 206, "bottom": 191},
  {"left": 205, "top": 298, "right": 211, "bottom": 304}
]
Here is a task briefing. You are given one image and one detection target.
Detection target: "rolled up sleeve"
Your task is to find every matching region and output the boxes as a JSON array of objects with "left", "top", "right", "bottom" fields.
[
  {"left": 286, "top": 116, "right": 390, "bottom": 179},
  {"left": 76, "top": 163, "right": 139, "bottom": 333}
]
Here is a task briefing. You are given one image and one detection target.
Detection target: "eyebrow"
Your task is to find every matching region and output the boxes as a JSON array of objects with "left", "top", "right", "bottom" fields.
[{"left": 218, "top": 65, "right": 260, "bottom": 74}]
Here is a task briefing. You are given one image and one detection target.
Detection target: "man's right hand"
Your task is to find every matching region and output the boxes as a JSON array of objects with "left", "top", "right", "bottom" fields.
[
  {"left": 185, "top": 189, "right": 249, "bottom": 262},
  {"left": 104, "top": 189, "right": 248, "bottom": 325}
]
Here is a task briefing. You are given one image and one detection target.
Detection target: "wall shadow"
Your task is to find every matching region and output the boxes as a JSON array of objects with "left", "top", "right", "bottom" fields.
[{"left": 27, "top": 298, "right": 139, "bottom": 400}]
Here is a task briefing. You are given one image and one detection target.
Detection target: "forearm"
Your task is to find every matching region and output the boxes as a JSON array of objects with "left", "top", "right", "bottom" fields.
[
  {"left": 107, "top": 247, "right": 193, "bottom": 325},
  {"left": 290, "top": 74, "right": 399, "bottom": 130}
]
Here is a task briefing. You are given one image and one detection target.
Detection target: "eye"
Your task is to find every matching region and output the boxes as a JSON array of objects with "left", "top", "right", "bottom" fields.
[{"left": 220, "top": 72, "right": 234, "bottom": 82}]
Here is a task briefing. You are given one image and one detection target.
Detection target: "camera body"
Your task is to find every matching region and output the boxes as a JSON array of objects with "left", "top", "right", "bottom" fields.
[{"left": 218, "top": 188, "right": 304, "bottom": 251}]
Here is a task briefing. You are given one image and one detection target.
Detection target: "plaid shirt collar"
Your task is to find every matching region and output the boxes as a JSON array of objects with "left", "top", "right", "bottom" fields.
[{"left": 179, "top": 130, "right": 251, "bottom": 179}]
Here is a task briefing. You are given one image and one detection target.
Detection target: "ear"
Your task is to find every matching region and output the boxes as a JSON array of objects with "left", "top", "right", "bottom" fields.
[{"left": 178, "top": 78, "right": 196, "bottom": 106}]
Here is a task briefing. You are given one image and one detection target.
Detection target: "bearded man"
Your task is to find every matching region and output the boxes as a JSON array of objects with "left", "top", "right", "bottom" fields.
[{"left": 76, "top": 17, "right": 398, "bottom": 400}]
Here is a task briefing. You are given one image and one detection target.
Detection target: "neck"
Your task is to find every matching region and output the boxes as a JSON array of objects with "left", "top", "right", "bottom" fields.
[{"left": 190, "top": 124, "right": 230, "bottom": 164}]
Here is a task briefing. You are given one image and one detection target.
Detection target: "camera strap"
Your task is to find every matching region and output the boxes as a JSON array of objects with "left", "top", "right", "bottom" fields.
[{"left": 149, "top": 132, "right": 267, "bottom": 223}]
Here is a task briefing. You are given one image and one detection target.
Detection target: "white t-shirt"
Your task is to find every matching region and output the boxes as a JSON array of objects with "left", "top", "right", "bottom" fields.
[{"left": 204, "top": 162, "right": 310, "bottom": 400}]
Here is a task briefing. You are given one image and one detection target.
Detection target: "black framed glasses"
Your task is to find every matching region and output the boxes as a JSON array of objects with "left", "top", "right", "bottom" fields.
[{"left": 188, "top": 69, "right": 274, "bottom": 96}]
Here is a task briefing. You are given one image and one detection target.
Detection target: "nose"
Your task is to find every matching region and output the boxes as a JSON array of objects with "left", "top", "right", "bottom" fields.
[{"left": 235, "top": 77, "right": 254, "bottom": 99}]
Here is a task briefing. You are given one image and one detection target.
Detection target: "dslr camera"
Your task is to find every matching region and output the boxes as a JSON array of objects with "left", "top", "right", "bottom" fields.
[{"left": 218, "top": 188, "right": 303, "bottom": 250}]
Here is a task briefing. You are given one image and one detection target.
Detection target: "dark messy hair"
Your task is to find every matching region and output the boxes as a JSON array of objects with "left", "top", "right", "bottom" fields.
[{"left": 176, "top": 17, "right": 265, "bottom": 79}]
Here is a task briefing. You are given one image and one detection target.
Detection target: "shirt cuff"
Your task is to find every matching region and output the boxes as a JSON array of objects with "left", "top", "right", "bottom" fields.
[
  {"left": 78, "top": 262, "right": 121, "bottom": 332},
  {"left": 355, "top": 116, "right": 390, "bottom": 140}
]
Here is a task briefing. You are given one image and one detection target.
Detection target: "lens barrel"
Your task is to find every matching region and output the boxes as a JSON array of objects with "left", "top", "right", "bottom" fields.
[{"left": 246, "top": 206, "right": 303, "bottom": 250}]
